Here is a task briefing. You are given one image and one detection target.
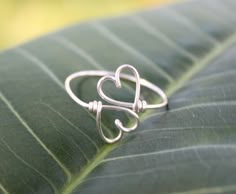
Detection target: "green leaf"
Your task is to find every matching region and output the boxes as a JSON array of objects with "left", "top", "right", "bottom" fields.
[{"left": 1, "top": 0, "right": 236, "bottom": 193}]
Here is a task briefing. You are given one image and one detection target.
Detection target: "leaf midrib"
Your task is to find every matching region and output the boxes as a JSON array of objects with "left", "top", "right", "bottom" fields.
[{"left": 60, "top": 33, "right": 236, "bottom": 194}]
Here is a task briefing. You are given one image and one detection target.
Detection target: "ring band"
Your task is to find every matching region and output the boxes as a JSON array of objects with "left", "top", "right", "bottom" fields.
[{"left": 65, "top": 70, "right": 168, "bottom": 110}]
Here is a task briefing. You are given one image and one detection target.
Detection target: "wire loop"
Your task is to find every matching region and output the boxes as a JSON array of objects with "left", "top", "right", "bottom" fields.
[{"left": 65, "top": 64, "right": 168, "bottom": 143}]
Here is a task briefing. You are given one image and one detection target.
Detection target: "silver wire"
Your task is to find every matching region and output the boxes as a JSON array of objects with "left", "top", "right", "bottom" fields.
[
  {"left": 96, "top": 101, "right": 139, "bottom": 143},
  {"left": 97, "top": 64, "right": 142, "bottom": 112},
  {"left": 64, "top": 64, "right": 168, "bottom": 143}
]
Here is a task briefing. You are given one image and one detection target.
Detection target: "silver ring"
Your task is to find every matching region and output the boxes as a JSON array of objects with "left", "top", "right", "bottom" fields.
[{"left": 65, "top": 64, "right": 168, "bottom": 143}]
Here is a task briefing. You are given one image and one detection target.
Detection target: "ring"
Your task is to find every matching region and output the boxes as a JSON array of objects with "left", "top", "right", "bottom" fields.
[{"left": 65, "top": 64, "right": 168, "bottom": 143}]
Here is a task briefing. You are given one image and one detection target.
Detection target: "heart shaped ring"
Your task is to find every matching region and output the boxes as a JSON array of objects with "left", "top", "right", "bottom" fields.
[
  {"left": 97, "top": 64, "right": 168, "bottom": 113},
  {"left": 65, "top": 64, "right": 168, "bottom": 143},
  {"left": 97, "top": 64, "right": 141, "bottom": 112}
]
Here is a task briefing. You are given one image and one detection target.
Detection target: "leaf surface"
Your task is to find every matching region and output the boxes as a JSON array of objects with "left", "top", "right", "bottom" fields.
[{"left": 0, "top": 0, "right": 236, "bottom": 194}]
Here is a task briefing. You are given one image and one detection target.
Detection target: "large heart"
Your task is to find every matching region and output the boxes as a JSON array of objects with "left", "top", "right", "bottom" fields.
[
  {"left": 97, "top": 64, "right": 141, "bottom": 112},
  {"left": 95, "top": 101, "right": 139, "bottom": 144}
]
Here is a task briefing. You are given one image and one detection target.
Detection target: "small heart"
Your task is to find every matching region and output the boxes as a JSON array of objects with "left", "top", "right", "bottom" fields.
[
  {"left": 97, "top": 64, "right": 141, "bottom": 112},
  {"left": 96, "top": 101, "right": 139, "bottom": 144}
]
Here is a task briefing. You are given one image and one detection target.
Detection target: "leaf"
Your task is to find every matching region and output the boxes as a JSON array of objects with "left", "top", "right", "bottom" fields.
[{"left": 0, "top": 0, "right": 236, "bottom": 193}]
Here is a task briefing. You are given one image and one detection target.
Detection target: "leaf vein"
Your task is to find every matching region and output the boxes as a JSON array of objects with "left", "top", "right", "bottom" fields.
[
  {"left": 144, "top": 100, "right": 236, "bottom": 121},
  {"left": 0, "top": 91, "right": 72, "bottom": 182},
  {"left": 92, "top": 22, "right": 174, "bottom": 82},
  {"left": 0, "top": 183, "right": 9, "bottom": 194},
  {"left": 131, "top": 15, "right": 198, "bottom": 62},
  {"left": 170, "top": 184, "right": 236, "bottom": 194},
  {"left": 135, "top": 126, "right": 230, "bottom": 135},
  {"left": 0, "top": 138, "right": 58, "bottom": 193},
  {"left": 40, "top": 101, "right": 99, "bottom": 151},
  {"left": 102, "top": 144, "right": 236, "bottom": 162},
  {"left": 165, "top": 7, "right": 220, "bottom": 46},
  {"left": 15, "top": 47, "right": 64, "bottom": 89},
  {"left": 188, "top": 69, "right": 236, "bottom": 86},
  {"left": 46, "top": 118, "right": 89, "bottom": 163},
  {"left": 50, "top": 35, "right": 104, "bottom": 70}
]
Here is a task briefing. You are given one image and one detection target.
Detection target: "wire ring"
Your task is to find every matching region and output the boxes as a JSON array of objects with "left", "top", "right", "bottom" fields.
[
  {"left": 97, "top": 64, "right": 142, "bottom": 112},
  {"left": 65, "top": 64, "right": 168, "bottom": 143},
  {"left": 65, "top": 70, "right": 168, "bottom": 110}
]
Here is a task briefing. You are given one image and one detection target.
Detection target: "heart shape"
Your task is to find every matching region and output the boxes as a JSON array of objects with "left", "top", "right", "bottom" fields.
[
  {"left": 96, "top": 101, "right": 139, "bottom": 143},
  {"left": 97, "top": 64, "right": 142, "bottom": 112},
  {"left": 65, "top": 64, "right": 168, "bottom": 144}
]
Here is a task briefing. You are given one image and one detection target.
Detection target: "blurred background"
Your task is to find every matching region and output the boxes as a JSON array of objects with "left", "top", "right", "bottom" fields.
[{"left": 0, "top": 0, "right": 174, "bottom": 50}]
